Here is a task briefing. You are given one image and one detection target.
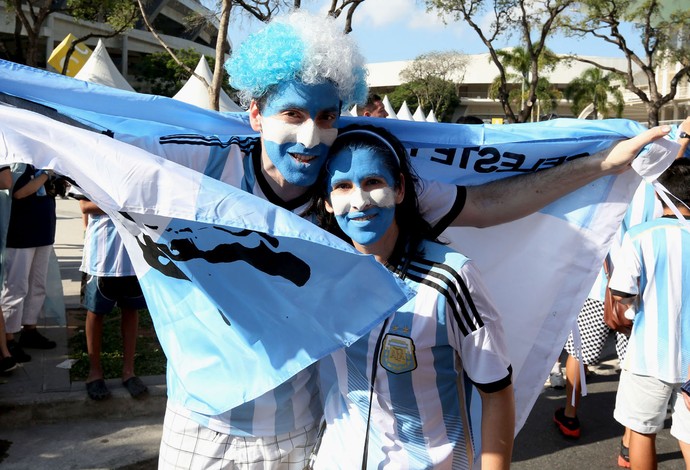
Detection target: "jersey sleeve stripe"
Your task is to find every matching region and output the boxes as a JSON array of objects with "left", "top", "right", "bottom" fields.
[
  {"left": 404, "top": 258, "right": 483, "bottom": 336},
  {"left": 404, "top": 270, "right": 471, "bottom": 337},
  {"left": 409, "top": 257, "right": 484, "bottom": 331}
]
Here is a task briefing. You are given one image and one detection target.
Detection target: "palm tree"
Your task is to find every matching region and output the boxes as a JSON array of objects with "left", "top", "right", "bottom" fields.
[
  {"left": 488, "top": 46, "right": 561, "bottom": 121},
  {"left": 565, "top": 68, "right": 624, "bottom": 119},
  {"left": 489, "top": 47, "right": 561, "bottom": 121},
  {"left": 533, "top": 76, "right": 563, "bottom": 120}
]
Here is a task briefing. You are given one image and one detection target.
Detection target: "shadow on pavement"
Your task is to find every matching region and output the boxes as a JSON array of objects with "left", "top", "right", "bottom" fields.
[{"left": 513, "top": 369, "right": 684, "bottom": 469}]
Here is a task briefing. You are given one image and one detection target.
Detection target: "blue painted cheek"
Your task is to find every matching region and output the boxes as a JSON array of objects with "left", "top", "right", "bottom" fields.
[
  {"left": 335, "top": 205, "right": 396, "bottom": 245},
  {"left": 263, "top": 141, "right": 330, "bottom": 187}
]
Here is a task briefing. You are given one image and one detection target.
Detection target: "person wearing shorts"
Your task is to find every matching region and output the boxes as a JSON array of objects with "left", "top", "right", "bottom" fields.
[
  {"left": 609, "top": 159, "right": 690, "bottom": 469},
  {"left": 80, "top": 198, "right": 148, "bottom": 400},
  {"left": 554, "top": 180, "right": 662, "bottom": 453},
  {"left": 615, "top": 371, "right": 690, "bottom": 467}
]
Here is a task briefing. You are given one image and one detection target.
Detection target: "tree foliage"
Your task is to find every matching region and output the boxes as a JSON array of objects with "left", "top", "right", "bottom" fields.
[
  {"left": 564, "top": 67, "right": 624, "bottom": 118},
  {"left": 561, "top": 0, "right": 690, "bottom": 126},
  {"left": 203, "top": 0, "right": 365, "bottom": 33},
  {"left": 4, "top": 0, "right": 66, "bottom": 66},
  {"left": 4, "top": 0, "right": 139, "bottom": 67},
  {"left": 389, "top": 78, "right": 460, "bottom": 122},
  {"left": 394, "top": 51, "right": 466, "bottom": 122},
  {"left": 425, "top": 0, "right": 574, "bottom": 123},
  {"left": 487, "top": 45, "right": 561, "bottom": 120},
  {"left": 67, "top": 0, "right": 138, "bottom": 31},
  {"left": 61, "top": 0, "right": 140, "bottom": 74},
  {"left": 488, "top": 73, "right": 562, "bottom": 119},
  {"left": 388, "top": 82, "right": 419, "bottom": 116},
  {"left": 137, "top": 0, "right": 367, "bottom": 110},
  {"left": 132, "top": 48, "right": 235, "bottom": 99}
]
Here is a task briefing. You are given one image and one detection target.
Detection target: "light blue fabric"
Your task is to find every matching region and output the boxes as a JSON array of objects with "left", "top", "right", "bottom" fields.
[
  {"left": 0, "top": 108, "right": 412, "bottom": 415},
  {"left": 0, "top": 59, "right": 676, "bottom": 430}
]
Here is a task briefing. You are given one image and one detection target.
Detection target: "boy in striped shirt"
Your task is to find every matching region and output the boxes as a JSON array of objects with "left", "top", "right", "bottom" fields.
[{"left": 609, "top": 159, "right": 690, "bottom": 469}]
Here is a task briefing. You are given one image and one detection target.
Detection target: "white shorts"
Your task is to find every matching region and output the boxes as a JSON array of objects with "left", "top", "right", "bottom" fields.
[
  {"left": 614, "top": 369, "right": 690, "bottom": 443},
  {"left": 158, "top": 404, "right": 318, "bottom": 469}
]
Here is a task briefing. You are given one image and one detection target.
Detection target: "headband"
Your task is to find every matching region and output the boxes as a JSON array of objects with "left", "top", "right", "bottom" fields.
[{"left": 337, "top": 129, "right": 401, "bottom": 164}]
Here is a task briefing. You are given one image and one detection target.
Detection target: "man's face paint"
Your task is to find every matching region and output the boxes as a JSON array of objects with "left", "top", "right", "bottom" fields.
[
  {"left": 327, "top": 147, "right": 398, "bottom": 246},
  {"left": 259, "top": 80, "right": 340, "bottom": 187}
]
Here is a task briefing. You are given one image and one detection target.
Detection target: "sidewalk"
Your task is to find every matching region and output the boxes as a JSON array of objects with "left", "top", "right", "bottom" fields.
[{"left": 0, "top": 198, "right": 166, "bottom": 428}]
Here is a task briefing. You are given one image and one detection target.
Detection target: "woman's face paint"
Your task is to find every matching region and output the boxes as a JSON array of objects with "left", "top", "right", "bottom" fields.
[
  {"left": 327, "top": 147, "right": 399, "bottom": 246},
  {"left": 259, "top": 80, "right": 340, "bottom": 187}
]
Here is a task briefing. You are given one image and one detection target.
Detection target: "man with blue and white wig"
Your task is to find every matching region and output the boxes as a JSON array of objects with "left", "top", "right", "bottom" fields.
[
  {"left": 151, "top": 9, "right": 672, "bottom": 470},
  {"left": 156, "top": 11, "right": 372, "bottom": 469}
]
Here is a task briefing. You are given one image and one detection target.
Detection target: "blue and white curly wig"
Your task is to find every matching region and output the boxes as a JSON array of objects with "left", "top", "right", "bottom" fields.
[{"left": 225, "top": 11, "right": 368, "bottom": 109}]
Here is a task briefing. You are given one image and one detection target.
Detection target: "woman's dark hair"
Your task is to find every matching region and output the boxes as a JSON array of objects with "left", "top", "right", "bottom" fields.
[{"left": 313, "top": 124, "right": 435, "bottom": 257}]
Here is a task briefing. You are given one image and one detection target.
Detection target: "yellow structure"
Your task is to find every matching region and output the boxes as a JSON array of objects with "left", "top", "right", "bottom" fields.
[{"left": 47, "top": 33, "right": 93, "bottom": 76}]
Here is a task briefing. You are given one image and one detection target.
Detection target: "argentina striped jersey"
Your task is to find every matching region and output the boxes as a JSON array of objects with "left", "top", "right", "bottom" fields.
[
  {"left": 123, "top": 131, "right": 466, "bottom": 436},
  {"left": 609, "top": 217, "right": 690, "bottom": 383},
  {"left": 315, "top": 240, "right": 512, "bottom": 469},
  {"left": 81, "top": 214, "right": 136, "bottom": 276},
  {"left": 589, "top": 180, "right": 662, "bottom": 301}
]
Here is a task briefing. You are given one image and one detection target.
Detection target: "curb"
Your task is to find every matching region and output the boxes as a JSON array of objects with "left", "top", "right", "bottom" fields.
[{"left": 1, "top": 376, "right": 167, "bottom": 428}]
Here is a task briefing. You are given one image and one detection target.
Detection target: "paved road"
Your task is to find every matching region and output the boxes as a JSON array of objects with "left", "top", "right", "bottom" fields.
[
  {"left": 512, "top": 363, "right": 683, "bottom": 469},
  {"left": 2, "top": 364, "right": 683, "bottom": 469}
]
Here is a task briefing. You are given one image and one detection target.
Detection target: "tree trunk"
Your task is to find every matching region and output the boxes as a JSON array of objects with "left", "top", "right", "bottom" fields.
[
  {"left": 12, "top": 14, "right": 25, "bottom": 64},
  {"left": 498, "top": 86, "right": 516, "bottom": 123},
  {"left": 646, "top": 104, "right": 660, "bottom": 128},
  {"left": 25, "top": 30, "right": 40, "bottom": 67},
  {"left": 210, "top": 0, "right": 232, "bottom": 111}
]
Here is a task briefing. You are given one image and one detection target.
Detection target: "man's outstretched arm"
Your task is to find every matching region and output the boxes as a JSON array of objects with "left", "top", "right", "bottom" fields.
[{"left": 455, "top": 126, "right": 671, "bottom": 228}]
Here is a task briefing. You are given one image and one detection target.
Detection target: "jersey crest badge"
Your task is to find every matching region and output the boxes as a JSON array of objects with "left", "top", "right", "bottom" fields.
[{"left": 380, "top": 334, "right": 417, "bottom": 374}]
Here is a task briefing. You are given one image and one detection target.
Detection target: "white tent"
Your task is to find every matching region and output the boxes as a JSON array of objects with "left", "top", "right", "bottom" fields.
[
  {"left": 412, "top": 105, "right": 426, "bottom": 122},
  {"left": 577, "top": 103, "right": 603, "bottom": 120},
  {"left": 382, "top": 95, "right": 397, "bottom": 119},
  {"left": 426, "top": 109, "right": 438, "bottom": 123},
  {"left": 345, "top": 104, "right": 358, "bottom": 117},
  {"left": 74, "top": 39, "right": 134, "bottom": 92},
  {"left": 396, "top": 101, "right": 414, "bottom": 121},
  {"left": 174, "top": 56, "right": 244, "bottom": 112}
]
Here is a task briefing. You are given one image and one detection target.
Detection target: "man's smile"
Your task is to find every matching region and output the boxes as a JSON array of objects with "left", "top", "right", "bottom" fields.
[{"left": 289, "top": 152, "right": 318, "bottom": 164}]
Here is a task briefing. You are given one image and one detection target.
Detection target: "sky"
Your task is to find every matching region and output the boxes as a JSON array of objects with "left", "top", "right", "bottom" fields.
[{"left": 216, "top": 0, "right": 635, "bottom": 64}]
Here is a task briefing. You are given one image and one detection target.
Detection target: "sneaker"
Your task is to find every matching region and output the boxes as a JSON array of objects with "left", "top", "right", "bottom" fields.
[
  {"left": 618, "top": 440, "right": 631, "bottom": 468},
  {"left": 549, "top": 370, "right": 566, "bottom": 389},
  {"left": 18, "top": 328, "right": 56, "bottom": 349},
  {"left": 0, "top": 355, "right": 17, "bottom": 375},
  {"left": 553, "top": 407, "right": 581, "bottom": 438},
  {"left": 7, "top": 340, "right": 31, "bottom": 363}
]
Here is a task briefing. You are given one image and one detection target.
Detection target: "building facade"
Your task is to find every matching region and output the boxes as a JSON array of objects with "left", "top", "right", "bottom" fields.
[{"left": 367, "top": 54, "right": 690, "bottom": 125}]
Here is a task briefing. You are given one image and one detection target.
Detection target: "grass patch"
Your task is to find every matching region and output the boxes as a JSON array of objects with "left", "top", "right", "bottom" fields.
[{"left": 68, "top": 308, "right": 166, "bottom": 381}]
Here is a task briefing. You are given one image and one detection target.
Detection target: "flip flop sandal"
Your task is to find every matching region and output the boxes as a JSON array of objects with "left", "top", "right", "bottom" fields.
[
  {"left": 86, "top": 379, "right": 111, "bottom": 401},
  {"left": 122, "top": 376, "right": 149, "bottom": 398}
]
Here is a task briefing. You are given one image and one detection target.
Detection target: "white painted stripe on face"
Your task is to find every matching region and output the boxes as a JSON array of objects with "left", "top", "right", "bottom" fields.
[
  {"left": 261, "top": 116, "right": 338, "bottom": 148},
  {"left": 330, "top": 186, "right": 396, "bottom": 216}
]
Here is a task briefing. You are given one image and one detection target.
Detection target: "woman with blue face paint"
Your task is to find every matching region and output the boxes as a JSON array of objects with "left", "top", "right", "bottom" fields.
[{"left": 312, "top": 125, "right": 516, "bottom": 470}]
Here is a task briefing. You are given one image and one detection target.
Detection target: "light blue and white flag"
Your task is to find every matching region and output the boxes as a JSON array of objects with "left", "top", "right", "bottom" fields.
[
  {"left": 0, "top": 59, "right": 678, "bottom": 430},
  {"left": 0, "top": 105, "right": 410, "bottom": 415}
]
